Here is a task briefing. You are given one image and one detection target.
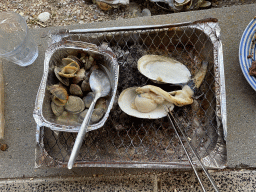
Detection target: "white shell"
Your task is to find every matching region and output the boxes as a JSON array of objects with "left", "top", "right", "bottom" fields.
[
  {"left": 138, "top": 55, "right": 191, "bottom": 84},
  {"left": 38, "top": 12, "right": 51, "bottom": 23},
  {"left": 118, "top": 87, "right": 174, "bottom": 119},
  {"left": 199, "top": 1, "right": 211, "bottom": 8},
  {"left": 174, "top": 0, "right": 190, "bottom": 6},
  {"left": 96, "top": 0, "right": 129, "bottom": 5}
]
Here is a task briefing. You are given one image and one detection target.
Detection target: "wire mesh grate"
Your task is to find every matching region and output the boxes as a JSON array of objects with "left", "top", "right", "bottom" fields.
[{"left": 35, "top": 19, "right": 227, "bottom": 169}]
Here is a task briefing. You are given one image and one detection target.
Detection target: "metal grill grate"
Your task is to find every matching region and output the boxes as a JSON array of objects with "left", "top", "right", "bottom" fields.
[{"left": 35, "top": 19, "right": 227, "bottom": 169}]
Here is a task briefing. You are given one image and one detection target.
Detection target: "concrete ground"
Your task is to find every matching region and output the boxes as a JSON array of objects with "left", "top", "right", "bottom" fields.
[{"left": 1, "top": 3, "right": 256, "bottom": 191}]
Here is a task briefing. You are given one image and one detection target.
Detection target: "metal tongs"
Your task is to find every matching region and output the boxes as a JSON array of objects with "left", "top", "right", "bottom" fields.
[{"left": 165, "top": 106, "right": 220, "bottom": 192}]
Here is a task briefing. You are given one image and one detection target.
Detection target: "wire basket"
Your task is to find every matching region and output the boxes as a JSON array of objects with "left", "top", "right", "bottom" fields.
[{"left": 35, "top": 18, "right": 227, "bottom": 169}]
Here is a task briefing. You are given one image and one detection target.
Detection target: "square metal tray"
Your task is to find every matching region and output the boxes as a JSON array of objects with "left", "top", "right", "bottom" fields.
[{"left": 35, "top": 18, "right": 227, "bottom": 169}]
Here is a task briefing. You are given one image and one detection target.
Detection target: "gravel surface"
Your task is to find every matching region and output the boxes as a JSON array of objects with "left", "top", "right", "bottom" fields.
[{"left": 1, "top": 0, "right": 256, "bottom": 29}]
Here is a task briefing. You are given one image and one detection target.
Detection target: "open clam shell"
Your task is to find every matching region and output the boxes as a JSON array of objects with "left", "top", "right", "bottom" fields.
[
  {"left": 118, "top": 87, "right": 174, "bottom": 119},
  {"left": 54, "top": 66, "right": 69, "bottom": 86},
  {"left": 174, "top": 0, "right": 191, "bottom": 6},
  {"left": 138, "top": 55, "right": 191, "bottom": 84}
]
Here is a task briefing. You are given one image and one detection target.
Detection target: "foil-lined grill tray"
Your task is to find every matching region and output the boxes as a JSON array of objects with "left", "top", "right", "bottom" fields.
[{"left": 35, "top": 18, "right": 227, "bottom": 169}]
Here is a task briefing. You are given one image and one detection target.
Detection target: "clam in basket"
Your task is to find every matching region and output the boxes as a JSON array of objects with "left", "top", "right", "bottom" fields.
[{"left": 33, "top": 40, "right": 119, "bottom": 133}]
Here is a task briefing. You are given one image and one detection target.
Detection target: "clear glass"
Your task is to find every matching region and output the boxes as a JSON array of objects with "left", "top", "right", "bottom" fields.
[{"left": 0, "top": 12, "right": 38, "bottom": 66}]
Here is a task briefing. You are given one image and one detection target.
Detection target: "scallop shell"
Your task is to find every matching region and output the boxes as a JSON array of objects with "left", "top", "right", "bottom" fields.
[
  {"left": 137, "top": 55, "right": 191, "bottom": 84},
  {"left": 118, "top": 87, "right": 174, "bottom": 119}
]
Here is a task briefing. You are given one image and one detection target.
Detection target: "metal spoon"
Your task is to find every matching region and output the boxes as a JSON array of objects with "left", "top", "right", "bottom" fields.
[{"left": 68, "top": 68, "right": 111, "bottom": 169}]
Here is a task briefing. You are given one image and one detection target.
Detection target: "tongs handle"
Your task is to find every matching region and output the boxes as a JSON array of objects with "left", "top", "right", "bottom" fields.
[{"left": 166, "top": 108, "right": 219, "bottom": 192}]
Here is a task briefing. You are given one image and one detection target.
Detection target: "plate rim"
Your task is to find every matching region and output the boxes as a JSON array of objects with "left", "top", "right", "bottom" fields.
[{"left": 239, "top": 18, "right": 256, "bottom": 92}]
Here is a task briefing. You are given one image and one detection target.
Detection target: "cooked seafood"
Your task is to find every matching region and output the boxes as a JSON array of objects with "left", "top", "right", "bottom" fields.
[
  {"left": 52, "top": 96, "right": 67, "bottom": 106},
  {"left": 67, "top": 55, "right": 83, "bottom": 67},
  {"left": 118, "top": 87, "right": 174, "bottom": 119},
  {"left": 54, "top": 66, "right": 69, "bottom": 86},
  {"left": 136, "top": 85, "right": 194, "bottom": 107},
  {"left": 62, "top": 57, "right": 73, "bottom": 66},
  {"left": 81, "top": 80, "right": 91, "bottom": 92},
  {"left": 72, "top": 68, "right": 86, "bottom": 84},
  {"left": 83, "top": 92, "right": 94, "bottom": 108},
  {"left": 79, "top": 108, "right": 105, "bottom": 124},
  {"left": 48, "top": 53, "right": 113, "bottom": 125},
  {"left": 95, "top": 97, "right": 107, "bottom": 112},
  {"left": 58, "top": 61, "right": 80, "bottom": 78},
  {"left": 48, "top": 84, "right": 68, "bottom": 101},
  {"left": 168, "top": 85, "right": 194, "bottom": 107},
  {"left": 65, "top": 96, "right": 85, "bottom": 114},
  {"left": 51, "top": 102, "right": 64, "bottom": 116},
  {"left": 84, "top": 56, "right": 95, "bottom": 70},
  {"left": 137, "top": 55, "right": 191, "bottom": 84},
  {"left": 69, "top": 84, "right": 83, "bottom": 97},
  {"left": 192, "top": 61, "right": 208, "bottom": 88}
]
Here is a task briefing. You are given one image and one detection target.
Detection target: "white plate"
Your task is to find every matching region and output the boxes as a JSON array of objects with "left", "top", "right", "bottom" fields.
[{"left": 239, "top": 18, "right": 256, "bottom": 91}]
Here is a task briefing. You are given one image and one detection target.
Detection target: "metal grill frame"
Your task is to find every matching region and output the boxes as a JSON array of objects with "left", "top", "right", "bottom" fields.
[{"left": 34, "top": 18, "right": 227, "bottom": 169}]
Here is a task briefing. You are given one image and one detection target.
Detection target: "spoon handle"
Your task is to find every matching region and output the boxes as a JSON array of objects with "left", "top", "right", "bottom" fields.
[{"left": 68, "top": 94, "right": 99, "bottom": 169}]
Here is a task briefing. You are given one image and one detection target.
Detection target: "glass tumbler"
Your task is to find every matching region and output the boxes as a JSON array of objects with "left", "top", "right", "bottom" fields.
[{"left": 0, "top": 12, "right": 38, "bottom": 66}]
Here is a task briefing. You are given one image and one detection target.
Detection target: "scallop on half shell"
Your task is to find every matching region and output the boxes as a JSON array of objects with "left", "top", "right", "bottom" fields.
[
  {"left": 118, "top": 87, "right": 174, "bottom": 119},
  {"left": 138, "top": 55, "right": 191, "bottom": 84}
]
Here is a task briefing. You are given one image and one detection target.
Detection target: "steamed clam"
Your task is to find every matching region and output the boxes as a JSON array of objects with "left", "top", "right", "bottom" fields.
[
  {"left": 118, "top": 56, "right": 208, "bottom": 119},
  {"left": 48, "top": 84, "right": 68, "bottom": 101},
  {"left": 138, "top": 55, "right": 191, "bottom": 84},
  {"left": 58, "top": 61, "right": 80, "bottom": 78},
  {"left": 54, "top": 66, "right": 69, "bottom": 86},
  {"left": 84, "top": 55, "right": 95, "bottom": 70},
  {"left": 65, "top": 96, "right": 85, "bottom": 114},
  {"left": 48, "top": 84, "right": 68, "bottom": 106},
  {"left": 83, "top": 92, "right": 94, "bottom": 108},
  {"left": 118, "top": 86, "right": 174, "bottom": 119},
  {"left": 79, "top": 98, "right": 107, "bottom": 123},
  {"left": 67, "top": 55, "right": 84, "bottom": 67},
  {"left": 81, "top": 80, "right": 91, "bottom": 92},
  {"left": 51, "top": 102, "right": 64, "bottom": 116},
  {"left": 48, "top": 53, "right": 111, "bottom": 125},
  {"left": 79, "top": 108, "right": 105, "bottom": 124},
  {"left": 70, "top": 84, "right": 83, "bottom": 97},
  {"left": 72, "top": 68, "right": 86, "bottom": 84},
  {"left": 118, "top": 85, "right": 194, "bottom": 119}
]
